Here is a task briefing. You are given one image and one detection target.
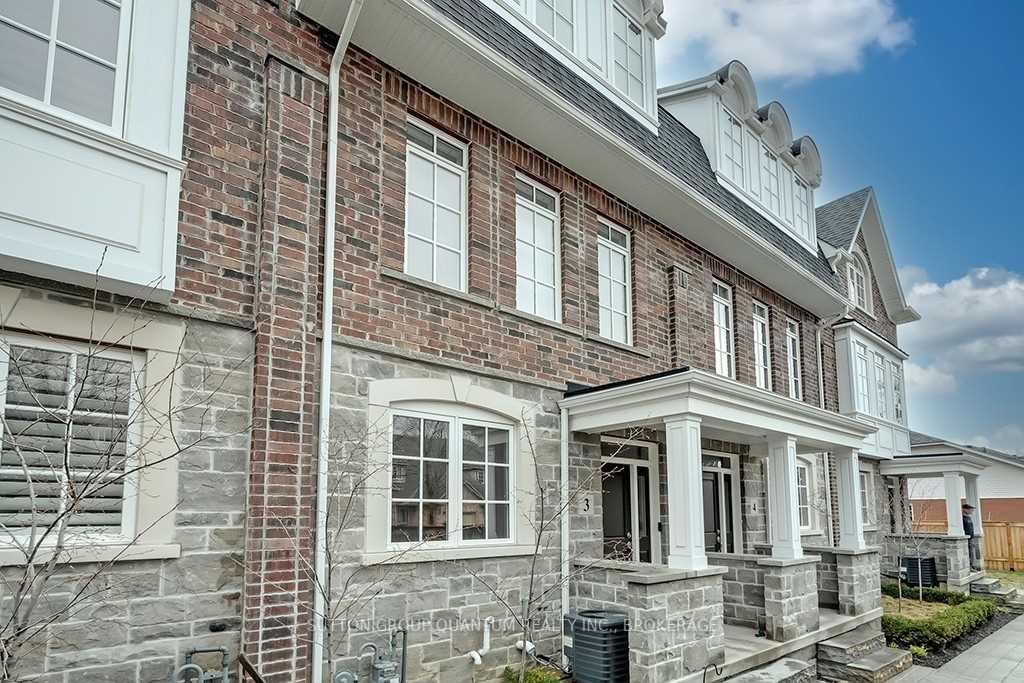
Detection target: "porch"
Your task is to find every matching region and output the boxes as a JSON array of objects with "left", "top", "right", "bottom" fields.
[
  {"left": 560, "top": 368, "right": 885, "bottom": 681},
  {"left": 879, "top": 454, "right": 990, "bottom": 592}
]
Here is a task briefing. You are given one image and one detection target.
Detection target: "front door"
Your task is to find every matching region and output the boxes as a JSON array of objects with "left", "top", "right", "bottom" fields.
[
  {"left": 702, "top": 454, "right": 736, "bottom": 553},
  {"left": 601, "top": 439, "right": 658, "bottom": 563}
]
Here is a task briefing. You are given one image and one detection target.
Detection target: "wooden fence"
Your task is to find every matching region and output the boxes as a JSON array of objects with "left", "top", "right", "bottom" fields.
[{"left": 909, "top": 521, "right": 1024, "bottom": 571}]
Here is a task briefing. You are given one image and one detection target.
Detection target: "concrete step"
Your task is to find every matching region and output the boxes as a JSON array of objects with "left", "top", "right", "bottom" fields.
[
  {"left": 818, "top": 647, "right": 913, "bottom": 683},
  {"left": 817, "top": 624, "right": 886, "bottom": 665},
  {"left": 970, "top": 576, "right": 1002, "bottom": 593},
  {"left": 724, "top": 657, "right": 816, "bottom": 683}
]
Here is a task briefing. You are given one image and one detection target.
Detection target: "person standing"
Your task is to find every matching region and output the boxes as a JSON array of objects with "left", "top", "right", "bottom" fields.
[{"left": 962, "top": 502, "right": 982, "bottom": 571}]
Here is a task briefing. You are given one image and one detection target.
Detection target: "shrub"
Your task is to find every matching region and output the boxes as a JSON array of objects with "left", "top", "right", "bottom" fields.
[
  {"left": 909, "top": 645, "right": 928, "bottom": 658},
  {"left": 883, "top": 597, "right": 997, "bottom": 649},
  {"left": 880, "top": 581, "right": 977, "bottom": 606},
  {"left": 502, "top": 665, "right": 562, "bottom": 683}
]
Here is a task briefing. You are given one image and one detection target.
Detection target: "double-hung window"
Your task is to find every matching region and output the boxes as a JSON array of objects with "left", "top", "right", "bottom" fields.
[
  {"left": 860, "top": 470, "right": 874, "bottom": 525},
  {"left": 390, "top": 412, "right": 512, "bottom": 545},
  {"left": 536, "top": 0, "right": 573, "bottom": 51},
  {"left": 793, "top": 179, "right": 810, "bottom": 241},
  {"left": 597, "top": 222, "right": 631, "bottom": 344},
  {"left": 854, "top": 342, "right": 871, "bottom": 412},
  {"left": 752, "top": 301, "right": 772, "bottom": 390},
  {"left": 848, "top": 256, "right": 870, "bottom": 312},
  {"left": 0, "top": 334, "right": 141, "bottom": 540},
  {"left": 515, "top": 176, "right": 560, "bottom": 321},
  {"left": 719, "top": 108, "right": 744, "bottom": 187},
  {"left": 612, "top": 5, "right": 645, "bottom": 106},
  {"left": 404, "top": 119, "right": 468, "bottom": 291},
  {"left": 785, "top": 319, "right": 802, "bottom": 400},
  {"left": 796, "top": 460, "right": 811, "bottom": 529},
  {"left": 873, "top": 353, "right": 888, "bottom": 420},
  {"left": 712, "top": 280, "right": 734, "bottom": 378},
  {"left": 0, "top": 0, "right": 132, "bottom": 131},
  {"left": 890, "top": 361, "right": 905, "bottom": 423}
]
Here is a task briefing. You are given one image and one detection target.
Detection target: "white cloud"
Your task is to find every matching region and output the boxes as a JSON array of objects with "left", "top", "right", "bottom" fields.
[
  {"left": 658, "top": 0, "right": 913, "bottom": 84},
  {"left": 904, "top": 362, "right": 957, "bottom": 396},
  {"left": 898, "top": 265, "right": 928, "bottom": 290},
  {"left": 965, "top": 424, "right": 1023, "bottom": 457},
  {"left": 902, "top": 268, "right": 1024, "bottom": 375}
]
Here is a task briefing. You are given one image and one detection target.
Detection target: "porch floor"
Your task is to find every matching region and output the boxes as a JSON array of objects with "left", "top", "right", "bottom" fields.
[{"left": 685, "top": 608, "right": 885, "bottom": 682}]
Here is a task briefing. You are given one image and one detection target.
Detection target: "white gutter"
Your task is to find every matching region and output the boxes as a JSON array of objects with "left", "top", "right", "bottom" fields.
[
  {"left": 559, "top": 406, "right": 570, "bottom": 662},
  {"left": 313, "top": 2, "right": 364, "bottom": 682}
]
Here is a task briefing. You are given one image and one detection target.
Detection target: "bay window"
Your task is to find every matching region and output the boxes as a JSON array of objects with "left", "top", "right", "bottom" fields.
[
  {"left": 597, "top": 222, "right": 631, "bottom": 344},
  {"left": 785, "top": 318, "right": 802, "bottom": 400},
  {"left": 873, "top": 353, "right": 888, "bottom": 420},
  {"left": 712, "top": 280, "right": 734, "bottom": 377},
  {"left": 752, "top": 301, "right": 772, "bottom": 390},
  {"left": 390, "top": 412, "right": 513, "bottom": 546},
  {"left": 515, "top": 176, "right": 560, "bottom": 321},
  {"left": 0, "top": 0, "right": 132, "bottom": 131},
  {"left": 854, "top": 342, "right": 871, "bottom": 412},
  {"left": 891, "top": 361, "right": 905, "bottom": 423},
  {"left": 404, "top": 119, "right": 467, "bottom": 291}
]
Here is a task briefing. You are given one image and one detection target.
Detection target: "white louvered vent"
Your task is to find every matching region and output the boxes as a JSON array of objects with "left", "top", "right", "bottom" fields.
[{"left": 1, "top": 341, "right": 136, "bottom": 533}]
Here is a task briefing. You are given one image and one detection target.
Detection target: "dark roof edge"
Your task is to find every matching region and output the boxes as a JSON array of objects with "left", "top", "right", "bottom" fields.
[{"left": 563, "top": 366, "right": 692, "bottom": 398}]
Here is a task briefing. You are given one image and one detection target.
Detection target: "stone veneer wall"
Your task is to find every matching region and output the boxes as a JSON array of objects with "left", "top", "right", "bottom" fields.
[
  {"left": 573, "top": 564, "right": 726, "bottom": 680},
  {"left": 761, "top": 558, "right": 820, "bottom": 642},
  {"left": 835, "top": 549, "right": 882, "bottom": 616},
  {"left": 805, "top": 547, "right": 839, "bottom": 609},
  {"left": 881, "top": 534, "right": 970, "bottom": 588},
  {"left": 0, "top": 316, "right": 253, "bottom": 682},
  {"left": 708, "top": 553, "right": 767, "bottom": 631},
  {"left": 324, "top": 345, "right": 564, "bottom": 682}
]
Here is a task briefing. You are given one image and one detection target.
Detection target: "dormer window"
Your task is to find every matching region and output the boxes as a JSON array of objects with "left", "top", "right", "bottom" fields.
[
  {"left": 719, "top": 109, "right": 744, "bottom": 186},
  {"left": 612, "top": 6, "right": 645, "bottom": 107},
  {"left": 793, "top": 179, "right": 810, "bottom": 241},
  {"left": 847, "top": 253, "right": 871, "bottom": 313},
  {"left": 760, "top": 147, "right": 782, "bottom": 215},
  {"left": 537, "top": 0, "right": 573, "bottom": 51}
]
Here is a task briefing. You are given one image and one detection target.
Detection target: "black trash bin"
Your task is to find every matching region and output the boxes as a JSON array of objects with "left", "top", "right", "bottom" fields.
[{"left": 569, "top": 609, "right": 629, "bottom": 683}]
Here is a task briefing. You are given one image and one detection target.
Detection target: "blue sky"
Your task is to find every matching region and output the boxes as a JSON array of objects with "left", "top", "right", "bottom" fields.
[{"left": 657, "top": 1, "right": 1024, "bottom": 452}]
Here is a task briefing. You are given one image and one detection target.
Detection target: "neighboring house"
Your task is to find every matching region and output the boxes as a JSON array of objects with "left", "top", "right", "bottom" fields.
[
  {"left": 0, "top": 1, "right": 923, "bottom": 682},
  {"left": 907, "top": 432, "right": 1024, "bottom": 524}
]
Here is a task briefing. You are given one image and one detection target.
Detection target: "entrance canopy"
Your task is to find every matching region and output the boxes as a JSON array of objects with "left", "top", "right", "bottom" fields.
[{"left": 880, "top": 453, "right": 990, "bottom": 536}]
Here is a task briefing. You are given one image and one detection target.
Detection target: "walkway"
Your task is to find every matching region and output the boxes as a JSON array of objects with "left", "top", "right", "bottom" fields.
[{"left": 893, "top": 614, "right": 1024, "bottom": 682}]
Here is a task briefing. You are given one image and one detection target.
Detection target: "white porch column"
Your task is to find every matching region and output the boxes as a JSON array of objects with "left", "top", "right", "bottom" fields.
[
  {"left": 964, "top": 474, "right": 983, "bottom": 537},
  {"left": 836, "top": 448, "right": 866, "bottom": 551},
  {"left": 664, "top": 414, "right": 707, "bottom": 571},
  {"left": 944, "top": 472, "right": 965, "bottom": 536},
  {"left": 767, "top": 435, "right": 803, "bottom": 560}
]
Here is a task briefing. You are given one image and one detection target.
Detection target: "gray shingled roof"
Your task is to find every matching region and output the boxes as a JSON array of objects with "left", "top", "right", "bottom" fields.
[
  {"left": 909, "top": 431, "right": 1022, "bottom": 461},
  {"left": 816, "top": 187, "right": 872, "bottom": 249},
  {"left": 427, "top": 0, "right": 842, "bottom": 293},
  {"left": 910, "top": 430, "right": 945, "bottom": 446}
]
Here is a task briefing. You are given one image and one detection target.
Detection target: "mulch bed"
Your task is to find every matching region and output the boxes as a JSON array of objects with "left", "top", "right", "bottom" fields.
[{"left": 911, "top": 610, "right": 1019, "bottom": 668}]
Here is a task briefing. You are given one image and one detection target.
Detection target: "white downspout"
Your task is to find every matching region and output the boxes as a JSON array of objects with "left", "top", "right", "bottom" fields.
[
  {"left": 559, "top": 407, "right": 570, "bottom": 662},
  {"left": 816, "top": 307, "right": 848, "bottom": 547},
  {"left": 313, "top": 3, "right": 365, "bottom": 682}
]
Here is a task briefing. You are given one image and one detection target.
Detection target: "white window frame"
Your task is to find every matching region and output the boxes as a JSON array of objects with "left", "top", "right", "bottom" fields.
[
  {"left": 785, "top": 318, "right": 802, "bottom": 400},
  {"left": 860, "top": 468, "right": 875, "bottom": 527},
  {"left": 535, "top": 0, "right": 574, "bottom": 51},
  {"left": 718, "top": 107, "right": 745, "bottom": 187},
  {"left": 796, "top": 457, "right": 814, "bottom": 531},
  {"left": 403, "top": 117, "right": 469, "bottom": 292},
  {"left": 752, "top": 300, "right": 772, "bottom": 391},
  {"left": 890, "top": 360, "right": 905, "bottom": 424},
  {"left": 712, "top": 280, "right": 735, "bottom": 378},
  {"left": 0, "top": 331, "right": 143, "bottom": 546},
  {"left": 0, "top": 0, "right": 134, "bottom": 135},
  {"left": 793, "top": 177, "right": 811, "bottom": 242},
  {"left": 873, "top": 353, "right": 888, "bottom": 420},
  {"left": 610, "top": 3, "right": 646, "bottom": 108},
  {"left": 596, "top": 220, "right": 632, "bottom": 345},
  {"left": 854, "top": 342, "right": 871, "bottom": 413},
  {"left": 387, "top": 407, "right": 516, "bottom": 550},
  {"left": 760, "top": 146, "right": 782, "bottom": 216},
  {"left": 514, "top": 174, "right": 561, "bottom": 322},
  {"left": 847, "top": 254, "right": 872, "bottom": 314}
]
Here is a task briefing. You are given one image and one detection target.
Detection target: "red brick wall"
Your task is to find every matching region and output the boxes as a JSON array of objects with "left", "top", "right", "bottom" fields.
[{"left": 173, "top": 1, "right": 850, "bottom": 678}]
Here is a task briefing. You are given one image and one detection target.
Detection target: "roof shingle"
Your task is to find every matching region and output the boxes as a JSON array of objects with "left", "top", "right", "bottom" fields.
[{"left": 816, "top": 187, "right": 872, "bottom": 249}]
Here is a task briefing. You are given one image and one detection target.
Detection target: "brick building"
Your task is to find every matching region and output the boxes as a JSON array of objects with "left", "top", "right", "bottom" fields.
[{"left": 0, "top": 1, "right": 925, "bottom": 681}]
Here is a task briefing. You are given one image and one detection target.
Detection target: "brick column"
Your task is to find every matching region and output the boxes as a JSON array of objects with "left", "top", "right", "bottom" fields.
[
  {"left": 835, "top": 548, "right": 882, "bottom": 615},
  {"left": 758, "top": 556, "right": 820, "bottom": 641},
  {"left": 243, "top": 59, "right": 326, "bottom": 681}
]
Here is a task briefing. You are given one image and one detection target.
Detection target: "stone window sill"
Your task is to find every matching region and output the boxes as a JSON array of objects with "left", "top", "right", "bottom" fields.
[
  {"left": 361, "top": 543, "right": 538, "bottom": 565},
  {"left": 381, "top": 267, "right": 496, "bottom": 309},
  {"left": 0, "top": 542, "right": 181, "bottom": 567},
  {"left": 585, "top": 333, "right": 653, "bottom": 358}
]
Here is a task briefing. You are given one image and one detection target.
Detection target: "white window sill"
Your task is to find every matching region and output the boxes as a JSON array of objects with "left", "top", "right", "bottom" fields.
[
  {"left": 800, "top": 528, "right": 824, "bottom": 537},
  {"left": 0, "top": 542, "right": 181, "bottom": 567},
  {"left": 362, "top": 543, "right": 538, "bottom": 565}
]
